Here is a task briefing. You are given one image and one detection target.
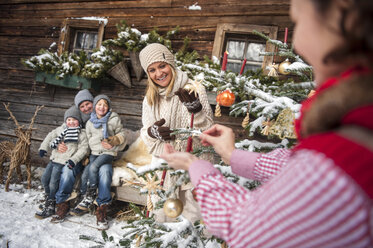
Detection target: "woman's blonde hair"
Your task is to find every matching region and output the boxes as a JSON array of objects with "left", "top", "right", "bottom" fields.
[{"left": 145, "top": 65, "right": 176, "bottom": 106}]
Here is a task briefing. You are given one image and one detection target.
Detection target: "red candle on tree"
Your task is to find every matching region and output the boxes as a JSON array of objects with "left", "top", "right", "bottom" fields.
[
  {"left": 239, "top": 58, "right": 247, "bottom": 75},
  {"left": 221, "top": 51, "right": 228, "bottom": 71},
  {"left": 284, "top": 27, "right": 288, "bottom": 44}
]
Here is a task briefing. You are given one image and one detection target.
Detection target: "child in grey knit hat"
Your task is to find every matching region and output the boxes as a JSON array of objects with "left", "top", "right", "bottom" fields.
[
  {"left": 75, "top": 94, "right": 127, "bottom": 229},
  {"left": 35, "top": 105, "right": 89, "bottom": 219}
]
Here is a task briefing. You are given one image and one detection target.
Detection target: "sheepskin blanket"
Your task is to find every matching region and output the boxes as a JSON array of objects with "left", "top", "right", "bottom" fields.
[{"left": 111, "top": 136, "right": 152, "bottom": 186}]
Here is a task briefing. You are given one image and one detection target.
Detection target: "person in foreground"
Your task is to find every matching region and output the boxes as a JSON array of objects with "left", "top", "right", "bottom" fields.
[{"left": 161, "top": 0, "right": 373, "bottom": 247}]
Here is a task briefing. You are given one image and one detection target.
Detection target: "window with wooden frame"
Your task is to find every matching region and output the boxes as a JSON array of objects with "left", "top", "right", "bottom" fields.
[
  {"left": 58, "top": 18, "right": 105, "bottom": 57},
  {"left": 212, "top": 24, "right": 278, "bottom": 74}
]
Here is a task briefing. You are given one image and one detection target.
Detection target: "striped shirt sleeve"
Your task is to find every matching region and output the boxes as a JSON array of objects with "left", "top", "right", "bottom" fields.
[
  {"left": 191, "top": 149, "right": 372, "bottom": 247},
  {"left": 253, "top": 148, "right": 291, "bottom": 183}
]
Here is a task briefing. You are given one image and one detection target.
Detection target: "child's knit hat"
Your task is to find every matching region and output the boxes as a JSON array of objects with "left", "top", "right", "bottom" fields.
[
  {"left": 74, "top": 89, "right": 94, "bottom": 108},
  {"left": 93, "top": 94, "right": 111, "bottom": 111},
  {"left": 64, "top": 105, "right": 82, "bottom": 124},
  {"left": 139, "top": 43, "right": 176, "bottom": 72}
]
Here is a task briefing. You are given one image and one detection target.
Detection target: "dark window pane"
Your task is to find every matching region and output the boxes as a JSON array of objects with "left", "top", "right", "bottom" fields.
[
  {"left": 244, "top": 63, "right": 262, "bottom": 72},
  {"left": 74, "top": 31, "right": 98, "bottom": 51},
  {"left": 75, "top": 32, "right": 84, "bottom": 49},
  {"left": 227, "top": 62, "right": 241, "bottom": 73},
  {"left": 227, "top": 61, "right": 262, "bottom": 73}
]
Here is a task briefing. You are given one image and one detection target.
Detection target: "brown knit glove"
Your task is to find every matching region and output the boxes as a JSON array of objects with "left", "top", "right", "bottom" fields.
[
  {"left": 147, "top": 118, "right": 175, "bottom": 141},
  {"left": 106, "top": 135, "right": 122, "bottom": 146},
  {"left": 175, "top": 88, "right": 202, "bottom": 113}
]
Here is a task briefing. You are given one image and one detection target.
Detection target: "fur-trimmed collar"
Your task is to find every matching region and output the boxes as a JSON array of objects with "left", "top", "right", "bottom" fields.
[{"left": 297, "top": 70, "right": 373, "bottom": 140}]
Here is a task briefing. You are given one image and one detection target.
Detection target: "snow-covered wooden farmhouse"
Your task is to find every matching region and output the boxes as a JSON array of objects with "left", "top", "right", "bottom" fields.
[{"left": 0, "top": 0, "right": 292, "bottom": 200}]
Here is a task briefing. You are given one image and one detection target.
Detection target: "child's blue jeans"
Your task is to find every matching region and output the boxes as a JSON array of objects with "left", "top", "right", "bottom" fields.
[
  {"left": 41, "top": 161, "right": 64, "bottom": 200},
  {"left": 87, "top": 154, "right": 113, "bottom": 189}
]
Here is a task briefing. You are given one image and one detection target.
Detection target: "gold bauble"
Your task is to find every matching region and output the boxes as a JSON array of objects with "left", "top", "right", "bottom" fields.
[
  {"left": 163, "top": 198, "right": 184, "bottom": 218},
  {"left": 278, "top": 61, "right": 291, "bottom": 75}
]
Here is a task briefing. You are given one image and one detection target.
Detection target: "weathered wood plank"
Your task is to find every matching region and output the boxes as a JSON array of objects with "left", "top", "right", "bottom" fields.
[
  {"left": 0, "top": 0, "right": 171, "bottom": 7},
  {"left": 0, "top": 1, "right": 287, "bottom": 11},
  {"left": 115, "top": 185, "right": 146, "bottom": 206},
  {"left": 0, "top": 6, "right": 289, "bottom": 19},
  {"left": 0, "top": 90, "right": 144, "bottom": 116},
  {"left": 0, "top": 16, "right": 291, "bottom": 31},
  {"left": 0, "top": 55, "right": 30, "bottom": 70},
  {"left": 171, "top": 0, "right": 290, "bottom": 6},
  {"left": 0, "top": 37, "right": 58, "bottom": 55}
]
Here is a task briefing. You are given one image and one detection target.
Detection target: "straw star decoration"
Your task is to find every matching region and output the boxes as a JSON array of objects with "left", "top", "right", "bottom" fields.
[
  {"left": 122, "top": 173, "right": 162, "bottom": 196},
  {"left": 141, "top": 173, "right": 162, "bottom": 195},
  {"left": 261, "top": 118, "right": 274, "bottom": 136},
  {"left": 183, "top": 79, "right": 203, "bottom": 97}
]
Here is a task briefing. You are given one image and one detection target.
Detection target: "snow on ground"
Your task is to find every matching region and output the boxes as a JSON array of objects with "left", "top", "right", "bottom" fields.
[{"left": 0, "top": 168, "right": 127, "bottom": 248}]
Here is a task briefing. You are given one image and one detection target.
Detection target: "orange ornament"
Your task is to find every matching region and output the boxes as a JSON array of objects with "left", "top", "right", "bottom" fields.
[{"left": 216, "top": 89, "right": 235, "bottom": 107}]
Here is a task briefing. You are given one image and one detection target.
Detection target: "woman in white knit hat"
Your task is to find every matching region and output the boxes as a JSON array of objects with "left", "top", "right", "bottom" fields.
[{"left": 139, "top": 43, "right": 214, "bottom": 223}]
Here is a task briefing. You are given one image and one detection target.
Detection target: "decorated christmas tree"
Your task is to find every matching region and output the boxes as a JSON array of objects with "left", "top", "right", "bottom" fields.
[{"left": 105, "top": 28, "right": 316, "bottom": 247}]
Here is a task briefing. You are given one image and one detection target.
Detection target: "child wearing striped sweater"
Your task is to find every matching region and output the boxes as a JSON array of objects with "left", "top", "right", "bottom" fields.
[{"left": 35, "top": 105, "right": 89, "bottom": 219}]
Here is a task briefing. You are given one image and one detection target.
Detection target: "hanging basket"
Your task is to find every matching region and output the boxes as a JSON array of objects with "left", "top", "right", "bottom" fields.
[
  {"left": 108, "top": 61, "right": 132, "bottom": 88},
  {"left": 129, "top": 51, "right": 144, "bottom": 81}
]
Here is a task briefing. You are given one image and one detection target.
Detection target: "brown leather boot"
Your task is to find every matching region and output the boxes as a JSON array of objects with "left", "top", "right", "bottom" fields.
[
  {"left": 51, "top": 201, "right": 70, "bottom": 223},
  {"left": 96, "top": 204, "right": 108, "bottom": 230}
]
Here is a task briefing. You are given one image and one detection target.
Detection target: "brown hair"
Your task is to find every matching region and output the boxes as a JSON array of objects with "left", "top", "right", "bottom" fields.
[{"left": 311, "top": 0, "right": 373, "bottom": 65}]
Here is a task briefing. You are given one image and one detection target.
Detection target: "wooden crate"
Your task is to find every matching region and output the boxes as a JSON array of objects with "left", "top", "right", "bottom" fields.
[{"left": 115, "top": 186, "right": 147, "bottom": 206}]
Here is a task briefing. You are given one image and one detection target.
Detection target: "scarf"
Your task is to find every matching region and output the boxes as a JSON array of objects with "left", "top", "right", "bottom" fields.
[
  {"left": 295, "top": 66, "right": 371, "bottom": 140},
  {"left": 90, "top": 111, "right": 111, "bottom": 139},
  {"left": 50, "top": 126, "right": 81, "bottom": 149},
  {"left": 293, "top": 66, "right": 373, "bottom": 198}
]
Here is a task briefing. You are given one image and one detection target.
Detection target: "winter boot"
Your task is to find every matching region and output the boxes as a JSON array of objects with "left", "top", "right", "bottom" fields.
[
  {"left": 96, "top": 204, "right": 109, "bottom": 230},
  {"left": 77, "top": 187, "right": 96, "bottom": 211},
  {"left": 69, "top": 193, "right": 89, "bottom": 216},
  {"left": 35, "top": 199, "right": 55, "bottom": 219},
  {"left": 50, "top": 201, "right": 70, "bottom": 223},
  {"left": 69, "top": 206, "right": 89, "bottom": 216},
  {"left": 38, "top": 193, "right": 48, "bottom": 210}
]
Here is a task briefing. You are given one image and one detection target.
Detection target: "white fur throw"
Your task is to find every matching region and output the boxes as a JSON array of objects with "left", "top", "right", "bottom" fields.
[{"left": 111, "top": 136, "right": 152, "bottom": 186}]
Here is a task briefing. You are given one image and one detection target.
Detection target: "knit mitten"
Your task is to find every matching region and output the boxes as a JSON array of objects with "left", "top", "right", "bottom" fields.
[
  {"left": 175, "top": 88, "right": 202, "bottom": 113},
  {"left": 106, "top": 135, "right": 121, "bottom": 146},
  {"left": 147, "top": 118, "right": 174, "bottom": 141},
  {"left": 39, "top": 150, "right": 47, "bottom": 158}
]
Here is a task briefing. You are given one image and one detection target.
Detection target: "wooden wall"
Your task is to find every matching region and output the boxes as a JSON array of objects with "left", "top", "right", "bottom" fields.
[{"left": 0, "top": 0, "right": 292, "bottom": 166}]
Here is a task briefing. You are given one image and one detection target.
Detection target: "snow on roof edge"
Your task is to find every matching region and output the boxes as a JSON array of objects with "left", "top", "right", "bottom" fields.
[{"left": 70, "top": 17, "right": 108, "bottom": 26}]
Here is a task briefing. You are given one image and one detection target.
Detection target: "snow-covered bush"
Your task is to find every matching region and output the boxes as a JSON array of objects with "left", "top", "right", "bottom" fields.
[{"left": 103, "top": 20, "right": 179, "bottom": 52}]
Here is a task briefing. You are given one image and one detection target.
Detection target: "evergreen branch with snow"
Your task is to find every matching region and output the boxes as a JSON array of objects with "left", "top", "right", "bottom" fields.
[{"left": 103, "top": 20, "right": 179, "bottom": 52}]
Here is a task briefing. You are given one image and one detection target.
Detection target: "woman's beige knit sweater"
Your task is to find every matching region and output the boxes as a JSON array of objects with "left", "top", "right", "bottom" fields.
[{"left": 140, "top": 69, "right": 213, "bottom": 157}]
